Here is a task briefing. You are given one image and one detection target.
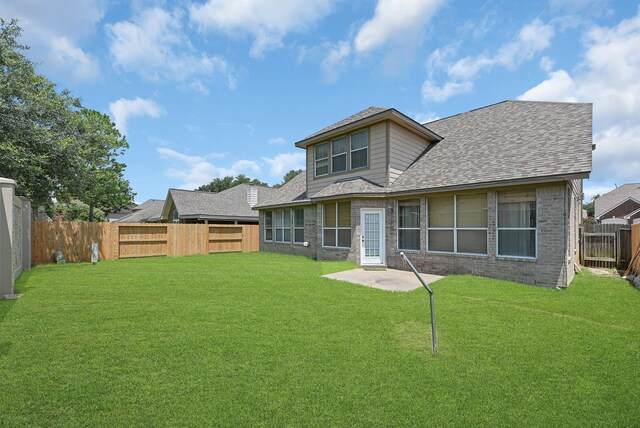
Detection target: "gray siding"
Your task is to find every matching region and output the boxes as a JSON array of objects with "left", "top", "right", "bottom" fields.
[
  {"left": 306, "top": 122, "right": 387, "bottom": 197},
  {"left": 388, "top": 122, "right": 430, "bottom": 184}
]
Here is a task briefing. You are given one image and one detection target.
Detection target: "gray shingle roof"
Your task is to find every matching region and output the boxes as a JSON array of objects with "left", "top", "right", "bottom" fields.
[
  {"left": 312, "top": 177, "right": 385, "bottom": 199},
  {"left": 116, "top": 199, "right": 164, "bottom": 223},
  {"left": 253, "top": 172, "right": 309, "bottom": 209},
  {"left": 169, "top": 184, "right": 279, "bottom": 219},
  {"left": 306, "top": 106, "right": 388, "bottom": 139},
  {"left": 594, "top": 183, "right": 640, "bottom": 217},
  {"left": 390, "top": 100, "right": 592, "bottom": 193}
]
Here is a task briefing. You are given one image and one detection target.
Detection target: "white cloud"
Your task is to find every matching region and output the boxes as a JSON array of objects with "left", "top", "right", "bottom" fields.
[
  {"left": 157, "top": 147, "right": 261, "bottom": 190},
  {"left": 422, "top": 80, "right": 473, "bottom": 102},
  {"left": 268, "top": 137, "right": 287, "bottom": 145},
  {"left": 49, "top": 37, "right": 100, "bottom": 80},
  {"left": 108, "top": 97, "right": 164, "bottom": 135},
  {"left": 448, "top": 19, "right": 555, "bottom": 80},
  {"left": 519, "top": 11, "right": 640, "bottom": 194},
  {"left": 413, "top": 112, "right": 440, "bottom": 123},
  {"left": 262, "top": 152, "right": 306, "bottom": 176},
  {"left": 2, "top": 0, "right": 104, "bottom": 81},
  {"left": 189, "top": 0, "right": 335, "bottom": 58},
  {"left": 354, "top": 0, "right": 445, "bottom": 53},
  {"left": 423, "top": 19, "right": 555, "bottom": 103},
  {"left": 321, "top": 41, "right": 351, "bottom": 84},
  {"left": 106, "top": 7, "right": 235, "bottom": 89}
]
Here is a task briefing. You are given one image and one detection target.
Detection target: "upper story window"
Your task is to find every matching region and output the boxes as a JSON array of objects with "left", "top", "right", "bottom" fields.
[
  {"left": 331, "top": 137, "right": 347, "bottom": 173},
  {"left": 497, "top": 191, "right": 536, "bottom": 258},
  {"left": 313, "top": 129, "right": 369, "bottom": 177},
  {"left": 350, "top": 129, "right": 368, "bottom": 169},
  {"left": 315, "top": 143, "right": 329, "bottom": 177}
]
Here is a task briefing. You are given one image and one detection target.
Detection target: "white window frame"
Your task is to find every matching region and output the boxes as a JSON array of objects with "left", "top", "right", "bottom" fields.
[
  {"left": 426, "top": 194, "right": 488, "bottom": 255},
  {"left": 496, "top": 190, "right": 538, "bottom": 259},
  {"left": 350, "top": 129, "right": 369, "bottom": 170},
  {"left": 314, "top": 143, "right": 329, "bottom": 177},
  {"left": 293, "top": 208, "right": 305, "bottom": 245},
  {"left": 322, "top": 202, "right": 351, "bottom": 249},
  {"left": 397, "top": 199, "right": 421, "bottom": 252},
  {"left": 275, "top": 209, "right": 285, "bottom": 242},
  {"left": 264, "top": 211, "right": 273, "bottom": 242}
]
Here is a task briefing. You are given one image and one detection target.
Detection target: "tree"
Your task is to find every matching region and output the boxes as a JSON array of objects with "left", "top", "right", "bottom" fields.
[
  {"left": 53, "top": 200, "right": 105, "bottom": 222},
  {"left": 0, "top": 20, "right": 134, "bottom": 219},
  {"left": 275, "top": 169, "right": 303, "bottom": 187},
  {"left": 66, "top": 109, "right": 135, "bottom": 221},
  {"left": 0, "top": 19, "right": 82, "bottom": 207},
  {"left": 583, "top": 194, "right": 600, "bottom": 218},
  {"left": 196, "top": 174, "right": 268, "bottom": 192}
]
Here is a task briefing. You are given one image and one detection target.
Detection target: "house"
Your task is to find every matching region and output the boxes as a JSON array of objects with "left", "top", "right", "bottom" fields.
[
  {"left": 160, "top": 184, "right": 278, "bottom": 224},
  {"left": 105, "top": 203, "right": 138, "bottom": 222},
  {"left": 594, "top": 183, "right": 640, "bottom": 225},
  {"left": 254, "top": 100, "right": 593, "bottom": 288},
  {"left": 115, "top": 199, "right": 164, "bottom": 223}
]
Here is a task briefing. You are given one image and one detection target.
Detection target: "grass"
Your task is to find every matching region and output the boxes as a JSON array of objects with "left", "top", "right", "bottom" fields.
[{"left": 1, "top": 252, "right": 638, "bottom": 427}]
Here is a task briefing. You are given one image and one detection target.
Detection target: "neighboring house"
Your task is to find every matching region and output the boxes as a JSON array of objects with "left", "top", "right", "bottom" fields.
[
  {"left": 115, "top": 199, "right": 164, "bottom": 223},
  {"left": 160, "top": 184, "right": 278, "bottom": 224},
  {"left": 105, "top": 203, "right": 138, "bottom": 222},
  {"left": 254, "top": 100, "right": 593, "bottom": 288},
  {"left": 594, "top": 183, "right": 640, "bottom": 225}
]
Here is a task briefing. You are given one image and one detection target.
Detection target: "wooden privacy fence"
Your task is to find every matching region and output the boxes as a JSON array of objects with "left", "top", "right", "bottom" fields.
[
  {"left": 31, "top": 222, "right": 259, "bottom": 265},
  {"left": 579, "top": 223, "right": 631, "bottom": 269},
  {"left": 630, "top": 224, "right": 640, "bottom": 275}
]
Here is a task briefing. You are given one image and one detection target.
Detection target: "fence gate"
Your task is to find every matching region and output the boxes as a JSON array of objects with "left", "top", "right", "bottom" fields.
[{"left": 580, "top": 224, "right": 630, "bottom": 269}]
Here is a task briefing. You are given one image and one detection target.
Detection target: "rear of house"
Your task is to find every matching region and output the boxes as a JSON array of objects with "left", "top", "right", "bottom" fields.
[{"left": 255, "top": 101, "right": 593, "bottom": 288}]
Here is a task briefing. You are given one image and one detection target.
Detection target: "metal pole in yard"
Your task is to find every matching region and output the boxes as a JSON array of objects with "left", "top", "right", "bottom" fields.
[{"left": 400, "top": 252, "right": 437, "bottom": 355}]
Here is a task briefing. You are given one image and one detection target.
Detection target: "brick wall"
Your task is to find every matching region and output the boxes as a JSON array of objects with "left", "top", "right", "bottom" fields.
[{"left": 259, "top": 181, "right": 577, "bottom": 288}]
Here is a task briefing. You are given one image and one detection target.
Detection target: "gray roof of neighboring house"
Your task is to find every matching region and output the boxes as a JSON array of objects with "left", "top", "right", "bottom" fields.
[
  {"left": 167, "top": 184, "right": 279, "bottom": 220},
  {"left": 390, "top": 100, "right": 592, "bottom": 193},
  {"left": 253, "top": 172, "right": 309, "bottom": 209},
  {"left": 312, "top": 177, "right": 386, "bottom": 199},
  {"left": 305, "top": 106, "right": 388, "bottom": 139},
  {"left": 594, "top": 183, "right": 640, "bottom": 217},
  {"left": 116, "top": 199, "right": 164, "bottom": 223}
]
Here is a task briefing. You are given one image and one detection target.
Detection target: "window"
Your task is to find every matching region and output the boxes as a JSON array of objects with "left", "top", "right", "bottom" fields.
[
  {"left": 315, "top": 143, "right": 329, "bottom": 176},
  {"left": 498, "top": 191, "right": 536, "bottom": 258},
  {"left": 398, "top": 199, "right": 420, "bottom": 251},
  {"left": 283, "top": 209, "right": 292, "bottom": 242},
  {"left": 323, "top": 202, "right": 351, "bottom": 248},
  {"left": 350, "top": 129, "right": 368, "bottom": 169},
  {"left": 331, "top": 137, "right": 347, "bottom": 173},
  {"left": 294, "top": 208, "right": 304, "bottom": 244},
  {"left": 427, "top": 194, "right": 487, "bottom": 254},
  {"left": 275, "top": 210, "right": 285, "bottom": 242},
  {"left": 264, "top": 211, "right": 273, "bottom": 241}
]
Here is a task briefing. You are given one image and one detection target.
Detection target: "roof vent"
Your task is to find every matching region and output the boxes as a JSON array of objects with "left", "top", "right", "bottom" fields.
[{"left": 247, "top": 186, "right": 258, "bottom": 207}]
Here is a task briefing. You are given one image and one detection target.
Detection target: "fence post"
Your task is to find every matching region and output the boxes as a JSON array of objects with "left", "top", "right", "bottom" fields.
[{"left": 0, "top": 178, "right": 16, "bottom": 297}]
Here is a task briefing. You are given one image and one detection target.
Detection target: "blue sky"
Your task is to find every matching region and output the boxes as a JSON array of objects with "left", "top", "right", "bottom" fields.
[{"left": 2, "top": 0, "right": 639, "bottom": 203}]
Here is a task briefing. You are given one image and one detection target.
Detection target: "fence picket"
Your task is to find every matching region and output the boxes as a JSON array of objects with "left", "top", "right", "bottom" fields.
[{"left": 31, "top": 221, "right": 259, "bottom": 265}]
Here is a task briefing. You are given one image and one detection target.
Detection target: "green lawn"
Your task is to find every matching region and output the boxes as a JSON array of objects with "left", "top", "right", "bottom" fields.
[{"left": 1, "top": 253, "right": 638, "bottom": 426}]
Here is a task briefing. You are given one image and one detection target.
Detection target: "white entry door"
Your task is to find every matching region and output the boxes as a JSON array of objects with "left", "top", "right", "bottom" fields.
[{"left": 360, "top": 208, "right": 385, "bottom": 265}]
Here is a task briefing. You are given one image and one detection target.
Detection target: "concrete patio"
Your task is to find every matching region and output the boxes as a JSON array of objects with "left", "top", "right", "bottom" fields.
[{"left": 322, "top": 268, "right": 444, "bottom": 292}]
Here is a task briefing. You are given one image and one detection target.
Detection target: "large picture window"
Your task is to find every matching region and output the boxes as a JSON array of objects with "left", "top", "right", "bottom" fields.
[
  {"left": 323, "top": 202, "right": 351, "bottom": 248},
  {"left": 398, "top": 199, "right": 420, "bottom": 251},
  {"left": 331, "top": 137, "right": 347, "bottom": 173},
  {"left": 350, "top": 129, "right": 368, "bottom": 169},
  {"left": 264, "top": 211, "right": 273, "bottom": 242},
  {"left": 497, "top": 191, "right": 536, "bottom": 258},
  {"left": 427, "top": 194, "right": 487, "bottom": 254},
  {"left": 315, "top": 143, "right": 329, "bottom": 177}
]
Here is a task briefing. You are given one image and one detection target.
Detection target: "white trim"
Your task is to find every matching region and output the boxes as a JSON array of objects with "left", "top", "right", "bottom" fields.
[{"left": 360, "top": 208, "right": 385, "bottom": 265}]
